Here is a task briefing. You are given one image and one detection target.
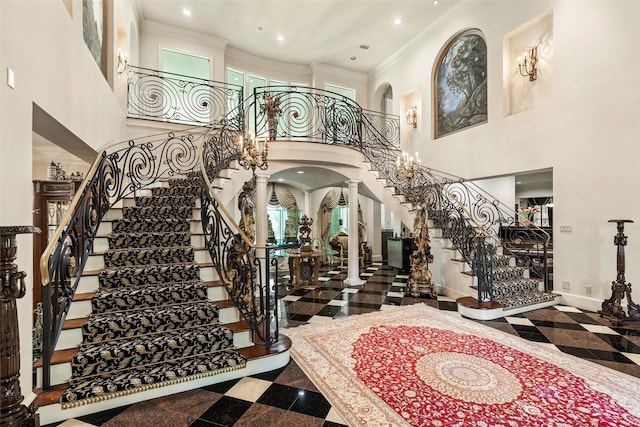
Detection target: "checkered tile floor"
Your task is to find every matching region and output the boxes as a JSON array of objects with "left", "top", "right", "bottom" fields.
[{"left": 45, "top": 263, "right": 640, "bottom": 426}]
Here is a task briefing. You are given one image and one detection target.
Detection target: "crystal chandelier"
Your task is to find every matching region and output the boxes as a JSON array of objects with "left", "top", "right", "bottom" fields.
[
  {"left": 396, "top": 151, "right": 423, "bottom": 206},
  {"left": 236, "top": 132, "right": 268, "bottom": 174}
]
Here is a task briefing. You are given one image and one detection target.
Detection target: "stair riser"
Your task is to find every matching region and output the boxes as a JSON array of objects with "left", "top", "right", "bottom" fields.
[
  {"left": 97, "top": 217, "right": 203, "bottom": 237},
  {"left": 95, "top": 234, "right": 206, "bottom": 253},
  {"left": 120, "top": 197, "right": 201, "bottom": 209},
  {"left": 69, "top": 285, "right": 228, "bottom": 320},
  {"left": 84, "top": 248, "right": 211, "bottom": 271},
  {"left": 74, "top": 266, "right": 219, "bottom": 295},
  {"left": 104, "top": 207, "right": 200, "bottom": 222}
]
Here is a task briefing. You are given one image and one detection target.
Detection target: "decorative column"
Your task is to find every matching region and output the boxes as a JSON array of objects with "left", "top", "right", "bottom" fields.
[
  {"left": 344, "top": 180, "right": 364, "bottom": 287},
  {"left": 1, "top": 226, "right": 40, "bottom": 427},
  {"left": 599, "top": 219, "right": 640, "bottom": 324},
  {"left": 255, "top": 173, "right": 269, "bottom": 247}
]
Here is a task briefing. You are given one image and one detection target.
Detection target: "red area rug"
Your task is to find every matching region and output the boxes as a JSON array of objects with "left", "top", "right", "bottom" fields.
[{"left": 284, "top": 304, "right": 640, "bottom": 426}]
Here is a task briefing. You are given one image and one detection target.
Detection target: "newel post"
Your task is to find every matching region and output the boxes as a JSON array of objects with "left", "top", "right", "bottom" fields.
[{"left": 1, "top": 226, "right": 40, "bottom": 427}]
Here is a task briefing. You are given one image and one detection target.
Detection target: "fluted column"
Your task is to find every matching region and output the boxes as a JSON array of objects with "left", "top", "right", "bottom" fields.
[
  {"left": 255, "top": 173, "right": 269, "bottom": 247},
  {"left": 344, "top": 180, "right": 364, "bottom": 286}
]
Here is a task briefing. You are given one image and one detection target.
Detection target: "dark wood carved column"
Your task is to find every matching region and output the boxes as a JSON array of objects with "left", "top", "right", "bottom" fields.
[
  {"left": 599, "top": 220, "right": 640, "bottom": 324},
  {"left": 1, "top": 226, "right": 40, "bottom": 427}
]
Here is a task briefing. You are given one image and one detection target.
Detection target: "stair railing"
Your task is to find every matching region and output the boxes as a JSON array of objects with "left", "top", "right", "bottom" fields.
[
  {"left": 353, "top": 111, "right": 551, "bottom": 299},
  {"left": 198, "top": 118, "right": 281, "bottom": 344},
  {"left": 38, "top": 126, "right": 211, "bottom": 390}
]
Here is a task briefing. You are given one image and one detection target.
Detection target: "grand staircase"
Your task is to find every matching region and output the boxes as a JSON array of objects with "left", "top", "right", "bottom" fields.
[
  {"left": 33, "top": 83, "right": 559, "bottom": 423},
  {"left": 35, "top": 173, "right": 290, "bottom": 424}
]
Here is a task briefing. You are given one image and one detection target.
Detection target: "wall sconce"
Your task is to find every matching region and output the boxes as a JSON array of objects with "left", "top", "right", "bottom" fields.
[
  {"left": 517, "top": 46, "right": 538, "bottom": 81},
  {"left": 117, "top": 48, "right": 128, "bottom": 74},
  {"left": 405, "top": 106, "right": 417, "bottom": 128}
]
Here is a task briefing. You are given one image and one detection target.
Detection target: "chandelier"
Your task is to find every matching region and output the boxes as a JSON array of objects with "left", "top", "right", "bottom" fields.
[
  {"left": 236, "top": 132, "right": 268, "bottom": 174},
  {"left": 396, "top": 151, "right": 421, "bottom": 180},
  {"left": 396, "top": 151, "right": 424, "bottom": 206}
]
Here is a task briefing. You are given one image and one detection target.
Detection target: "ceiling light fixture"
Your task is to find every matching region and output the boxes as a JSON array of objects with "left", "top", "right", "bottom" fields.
[
  {"left": 351, "top": 56, "right": 356, "bottom": 61},
  {"left": 359, "top": 44, "right": 370, "bottom": 50},
  {"left": 433, "top": 0, "right": 439, "bottom": 5},
  {"left": 297, "top": 171, "right": 304, "bottom": 174},
  {"left": 277, "top": 35, "right": 284, "bottom": 42},
  {"left": 182, "top": 8, "right": 191, "bottom": 16},
  {"left": 394, "top": 18, "right": 402, "bottom": 25}
]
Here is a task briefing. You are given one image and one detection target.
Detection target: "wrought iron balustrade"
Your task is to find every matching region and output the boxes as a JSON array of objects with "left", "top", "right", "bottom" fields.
[
  {"left": 127, "top": 66, "right": 243, "bottom": 125},
  {"left": 246, "top": 86, "right": 399, "bottom": 148},
  {"left": 37, "top": 80, "right": 546, "bottom": 394},
  {"left": 362, "top": 108, "right": 400, "bottom": 147},
  {"left": 38, "top": 126, "right": 212, "bottom": 390}
]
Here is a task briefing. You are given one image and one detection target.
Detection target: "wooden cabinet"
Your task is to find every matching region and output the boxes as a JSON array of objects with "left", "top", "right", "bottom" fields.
[
  {"left": 387, "top": 237, "right": 414, "bottom": 273},
  {"left": 32, "top": 180, "right": 76, "bottom": 312}
]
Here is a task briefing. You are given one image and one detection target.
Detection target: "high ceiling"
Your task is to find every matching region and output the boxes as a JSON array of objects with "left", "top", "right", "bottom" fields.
[
  {"left": 133, "top": 0, "right": 460, "bottom": 194},
  {"left": 137, "top": 0, "right": 460, "bottom": 74}
]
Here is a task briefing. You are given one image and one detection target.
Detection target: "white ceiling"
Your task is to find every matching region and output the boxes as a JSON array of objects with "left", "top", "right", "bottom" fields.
[{"left": 137, "top": 0, "right": 460, "bottom": 74}]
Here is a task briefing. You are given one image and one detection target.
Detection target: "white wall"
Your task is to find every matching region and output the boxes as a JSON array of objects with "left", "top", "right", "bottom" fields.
[
  {"left": 368, "top": 0, "right": 640, "bottom": 311},
  {"left": 139, "top": 21, "right": 227, "bottom": 83},
  {"left": 0, "top": 0, "right": 134, "bottom": 402}
]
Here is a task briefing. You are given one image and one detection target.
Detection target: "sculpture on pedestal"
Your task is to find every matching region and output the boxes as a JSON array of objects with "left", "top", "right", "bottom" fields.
[{"left": 408, "top": 206, "right": 436, "bottom": 298}]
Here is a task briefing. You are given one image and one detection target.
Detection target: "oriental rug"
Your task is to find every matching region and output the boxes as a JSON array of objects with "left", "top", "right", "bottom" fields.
[{"left": 284, "top": 303, "right": 640, "bottom": 427}]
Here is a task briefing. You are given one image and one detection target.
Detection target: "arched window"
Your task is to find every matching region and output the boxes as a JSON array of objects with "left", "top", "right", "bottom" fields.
[{"left": 434, "top": 29, "right": 487, "bottom": 138}]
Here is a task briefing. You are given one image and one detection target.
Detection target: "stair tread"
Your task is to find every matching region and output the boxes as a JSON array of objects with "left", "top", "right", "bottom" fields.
[
  {"left": 72, "top": 292, "right": 94, "bottom": 302},
  {"left": 63, "top": 317, "right": 88, "bottom": 330}
]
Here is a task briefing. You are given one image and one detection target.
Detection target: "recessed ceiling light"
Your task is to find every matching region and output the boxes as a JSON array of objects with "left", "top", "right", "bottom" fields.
[
  {"left": 516, "top": 181, "right": 522, "bottom": 184},
  {"left": 297, "top": 171, "right": 304, "bottom": 174},
  {"left": 433, "top": 0, "right": 439, "bottom": 4},
  {"left": 257, "top": 26, "right": 263, "bottom": 32},
  {"left": 278, "top": 178, "right": 284, "bottom": 182},
  {"left": 277, "top": 35, "right": 284, "bottom": 42},
  {"left": 182, "top": 8, "right": 191, "bottom": 16},
  {"left": 359, "top": 44, "right": 370, "bottom": 50},
  {"left": 394, "top": 18, "right": 401, "bottom": 25}
]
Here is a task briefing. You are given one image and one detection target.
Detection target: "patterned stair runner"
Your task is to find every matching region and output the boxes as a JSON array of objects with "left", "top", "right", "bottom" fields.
[
  {"left": 60, "top": 175, "right": 246, "bottom": 408},
  {"left": 489, "top": 254, "right": 555, "bottom": 309}
]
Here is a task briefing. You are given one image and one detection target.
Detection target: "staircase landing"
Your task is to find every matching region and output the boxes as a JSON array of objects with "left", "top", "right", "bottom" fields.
[{"left": 457, "top": 295, "right": 561, "bottom": 320}]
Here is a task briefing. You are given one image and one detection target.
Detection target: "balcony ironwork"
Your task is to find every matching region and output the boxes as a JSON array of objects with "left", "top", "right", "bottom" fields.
[{"left": 127, "top": 66, "right": 243, "bottom": 125}]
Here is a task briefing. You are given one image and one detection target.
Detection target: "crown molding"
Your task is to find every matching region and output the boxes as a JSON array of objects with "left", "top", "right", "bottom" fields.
[
  {"left": 141, "top": 20, "right": 229, "bottom": 49},
  {"left": 369, "top": 0, "right": 471, "bottom": 80},
  {"left": 226, "top": 47, "right": 312, "bottom": 75},
  {"left": 310, "top": 63, "right": 368, "bottom": 83}
]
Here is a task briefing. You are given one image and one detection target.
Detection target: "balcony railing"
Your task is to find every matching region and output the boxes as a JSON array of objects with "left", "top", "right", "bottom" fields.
[{"left": 127, "top": 66, "right": 243, "bottom": 125}]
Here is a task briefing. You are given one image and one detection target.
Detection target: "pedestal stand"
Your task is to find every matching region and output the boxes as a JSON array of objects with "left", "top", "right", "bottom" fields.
[
  {"left": 599, "top": 220, "right": 640, "bottom": 324},
  {"left": 1, "top": 226, "right": 41, "bottom": 427}
]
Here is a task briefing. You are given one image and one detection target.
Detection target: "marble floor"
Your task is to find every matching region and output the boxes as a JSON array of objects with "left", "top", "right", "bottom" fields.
[{"left": 44, "top": 263, "right": 640, "bottom": 426}]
